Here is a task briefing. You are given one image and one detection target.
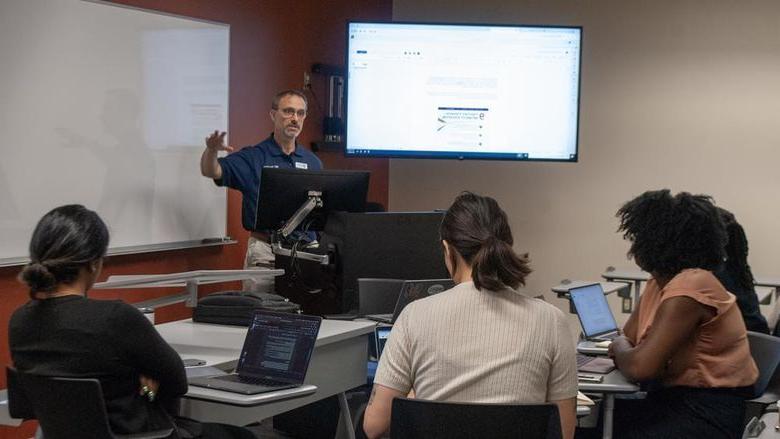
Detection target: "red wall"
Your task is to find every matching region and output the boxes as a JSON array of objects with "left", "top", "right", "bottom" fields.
[{"left": 0, "top": 1, "right": 391, "bottom": 437}]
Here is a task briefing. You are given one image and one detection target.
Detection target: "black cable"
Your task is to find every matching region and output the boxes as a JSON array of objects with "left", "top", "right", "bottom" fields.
[
  {"left": 305, "top": 83, "right": 324, "bottom": 119},
  {"left": 286, "top": 230, "right": 322, "bottom": 295}
]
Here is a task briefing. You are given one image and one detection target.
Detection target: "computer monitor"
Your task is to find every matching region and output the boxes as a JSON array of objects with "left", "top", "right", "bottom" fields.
[
  {"left": 274, "top": 211, "right": 449, "bottom": 315},
  {"left": 324, "top": 211, "right": 450, "bottom": 312},
  {"left": 346, "top": 21, "right": 582, "bottom": 161},
  {"left": 254, "top": 168, "right": 370, "bottom": 232}
]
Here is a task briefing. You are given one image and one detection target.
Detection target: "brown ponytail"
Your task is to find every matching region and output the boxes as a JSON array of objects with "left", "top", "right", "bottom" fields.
[{"left": 440, "top": 192, "right": 531, "bottom": 291}]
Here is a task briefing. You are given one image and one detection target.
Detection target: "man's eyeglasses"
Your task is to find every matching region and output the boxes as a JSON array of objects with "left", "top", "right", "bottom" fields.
[{"left": 276, "top": 107, "right": 307, "bottom": 118}]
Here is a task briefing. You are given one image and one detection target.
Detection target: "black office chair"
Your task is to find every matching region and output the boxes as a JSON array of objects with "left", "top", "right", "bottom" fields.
[
  {"left": 742, "top": 331, "right": 780, "bottom": 432},
  {"left": 6, "top": 367, "right": 174, "bottom": 439},
  {"left": 353, "top": 402, "right": 369, "bottom": 439},
  {"left": 746, "top": 331, "right": 780, "bottom": 399},
  {"left": 390, "top": 397, "right": 562, "bottom": 439}
]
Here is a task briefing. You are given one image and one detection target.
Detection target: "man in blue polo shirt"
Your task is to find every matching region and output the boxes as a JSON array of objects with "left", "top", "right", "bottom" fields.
[{"left": 200, "top": 89, "right": 322, "bottom": 292}]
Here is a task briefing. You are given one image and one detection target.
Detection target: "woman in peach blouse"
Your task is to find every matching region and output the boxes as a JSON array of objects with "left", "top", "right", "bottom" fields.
[{"left": 608, "top": 190, "right": 758, "bottom": 438}]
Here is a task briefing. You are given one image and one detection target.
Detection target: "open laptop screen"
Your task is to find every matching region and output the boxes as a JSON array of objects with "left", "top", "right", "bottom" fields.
[
  {"left": 237, "top": 311, "right": 321, "bottom": 383},
  {"left": 375, "top": 326, "right": 391, "bottom": 358},
  {"left": 569, "top": 283, "right": 618, "bottom": 338},
  {"left": 391, "top": 279, "right": 454, "bottom": 321}
]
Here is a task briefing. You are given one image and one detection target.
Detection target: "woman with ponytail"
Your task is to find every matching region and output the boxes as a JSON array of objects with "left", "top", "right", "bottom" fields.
[
  {"left": 364, "top": 192, "right": 577, "bottom": 439},
  {"left": 9, "top": 205, "right": 254, "bottom": 439}
]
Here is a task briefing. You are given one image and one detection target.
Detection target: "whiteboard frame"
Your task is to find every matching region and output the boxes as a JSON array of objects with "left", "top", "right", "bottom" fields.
[
  {"left": 0, "top": 0, "right": 233, "bottom": 265},
  {"left": 0, "top": 238, "right": 238, "bottom": 268}
]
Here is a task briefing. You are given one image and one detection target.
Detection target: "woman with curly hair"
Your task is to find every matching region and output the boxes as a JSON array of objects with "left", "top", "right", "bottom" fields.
[
  {"left": 607, "top": 190, "right": 758, "bottom": 438},
  {"left": 714, "top": 208, "right": 769, "bottom": 334}
]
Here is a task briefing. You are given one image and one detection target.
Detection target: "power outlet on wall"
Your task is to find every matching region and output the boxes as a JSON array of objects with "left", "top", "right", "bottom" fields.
[
  {"left": 621, "top": 297, "right": 633, "bottom": 313},
  {"left": 303, "top": 72, "right": 311, "bottom": 89}
]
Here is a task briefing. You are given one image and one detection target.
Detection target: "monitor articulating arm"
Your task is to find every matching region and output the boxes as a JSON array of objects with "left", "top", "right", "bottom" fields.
[
  {"left": 271, "top": 191, "right": 330, "bottom": 265},
  {"left": 280, "top": 191, "right": 322, "bottom": 238}
]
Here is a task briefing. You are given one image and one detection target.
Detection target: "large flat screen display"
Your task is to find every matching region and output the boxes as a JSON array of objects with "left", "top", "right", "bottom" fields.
[{"left": 345, "top": 22, "right": 582, "bottom": 161}]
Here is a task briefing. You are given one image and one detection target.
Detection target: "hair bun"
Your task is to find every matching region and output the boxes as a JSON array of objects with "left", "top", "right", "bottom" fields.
[
  {"left": 484, "top": 235, "right": 502, "bottom": 246},
  {"left": 19, "top": 261, "right": 57, "bottom": 293}
]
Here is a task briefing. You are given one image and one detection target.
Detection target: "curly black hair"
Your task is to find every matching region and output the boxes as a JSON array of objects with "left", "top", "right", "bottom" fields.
[
  {"left": 717, "top": 208, "right": 755, "bottom": 292},
  {"left": 616, "top": 189, "right": 727, "bottom": 279}
]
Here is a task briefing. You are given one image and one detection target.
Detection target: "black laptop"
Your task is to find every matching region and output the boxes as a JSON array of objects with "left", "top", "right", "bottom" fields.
[
  {"left": 357, "top": 278, "right": 404, "bottom": 317},
  {"left": 365, "top": 279, "right": 454, "bottom": 324},
  {"left": 188, "top": 311, "right": 321, "bottom": 395}
]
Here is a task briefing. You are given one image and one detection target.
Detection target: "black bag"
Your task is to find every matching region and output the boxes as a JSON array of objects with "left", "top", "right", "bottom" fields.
[{"left": 192, "top": 291, "right": 300, "bottom": 326}]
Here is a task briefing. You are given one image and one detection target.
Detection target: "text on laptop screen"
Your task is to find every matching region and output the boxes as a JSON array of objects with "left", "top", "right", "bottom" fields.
[
  {"left": 237, "top": 312, "right": 320, "bottom": 382},
  {"left": 570, "top": 284, "right": 618, "bottom": 337},
  {"left": 346, "top": 22, "right": 582, "bottom": 161}
]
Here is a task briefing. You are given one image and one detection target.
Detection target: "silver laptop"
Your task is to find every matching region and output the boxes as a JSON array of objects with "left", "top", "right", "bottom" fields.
[
  {"left": 365, "top": 279, "right": 454, "bottom": 324},
  {"left": 188, "top": 311, "right": 321, "bottom": 395},
  {"left": 569, "top": 283, "right": 620, "bottom": 342}
]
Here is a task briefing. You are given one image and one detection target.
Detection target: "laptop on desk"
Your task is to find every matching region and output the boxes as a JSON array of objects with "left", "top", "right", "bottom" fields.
[
  {"left": 570, "top": 283, "right": 621, "bottom": 342},
  {"left": 365, "top": 279, "right": 454, "bottom": 324},
  {"left": 358, "top": 278, "right": 404, "bottom": 317},
  {"left": 374, "top": 326, "right": 391, "bottom": 359},
  {"left": 188, "top": 311, "right": 321, "bottom": 395}
]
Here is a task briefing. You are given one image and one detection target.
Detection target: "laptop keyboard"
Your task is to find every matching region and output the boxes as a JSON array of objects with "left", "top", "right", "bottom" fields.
[
  {"left": 217, "top": 374, "right": 287, "bottom": 387},
  {"left": 577, "top": 353, "right": 595, "bottom": 368}
]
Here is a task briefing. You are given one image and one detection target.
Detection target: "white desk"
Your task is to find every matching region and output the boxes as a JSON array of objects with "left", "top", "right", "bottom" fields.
[
  {"left": 755, "top": 277, "right": 780, "bottom": 289},
  {"left": 0, "top": 390, "right": 21, "bottom": 427},
  {"left": 756, "top": 411, "right": 780, "bottom": 438},
  {"left": 601, "top": 268, "right": 650, "bottom": 313},
  {"left": 551, "top": 281, "right": 629, "bottom": 314},
  {"left": 578, "top": 370, "right": 640, "bottom": 439},
  {"left": 156, "top": 318, "right": 374, "bottom": 438},
  {"left": 551, "top": 281, "right": 629, "bottom": 297},
  {"left": 755, "top": 277, "right": 780, "bottom": 330}
]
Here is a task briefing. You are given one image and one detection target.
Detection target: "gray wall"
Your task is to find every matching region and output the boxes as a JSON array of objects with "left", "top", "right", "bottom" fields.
[{"left": 390, "top": 0, "right": 780, "bottom": 319}]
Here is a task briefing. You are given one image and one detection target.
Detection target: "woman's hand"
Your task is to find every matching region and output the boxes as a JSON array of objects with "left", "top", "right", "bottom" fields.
[
  {"left": 139, "top": 375, "right": 160, "bottom": 402},
  {"left": 607, "top": 335, "right": 633, "bottom": 358}
]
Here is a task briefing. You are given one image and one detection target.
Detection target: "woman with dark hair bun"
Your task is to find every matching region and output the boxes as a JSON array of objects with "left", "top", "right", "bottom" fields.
[
  {"left": 364, "top": 192, "right": 578, "bottom": 439},
  {"left": 10, "top": 205, "right": 254, "bottom": 439},
  {"left": 607, "top": 190, "right": 758, "bottom": 438}
]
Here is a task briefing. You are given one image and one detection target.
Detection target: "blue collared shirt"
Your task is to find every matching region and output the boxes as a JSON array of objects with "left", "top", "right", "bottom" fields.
[{"left": 215, "top": 135, "right": 323, "bottom": 231}]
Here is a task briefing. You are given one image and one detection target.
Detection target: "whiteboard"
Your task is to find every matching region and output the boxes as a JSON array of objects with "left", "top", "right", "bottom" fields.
[{"left": 0, "top": 0, "right": 229, "bottom": 264}]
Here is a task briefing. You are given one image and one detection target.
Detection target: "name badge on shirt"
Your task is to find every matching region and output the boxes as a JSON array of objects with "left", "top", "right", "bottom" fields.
[{"left": 295, "top": 162, "right": 308, "bottom": 170}]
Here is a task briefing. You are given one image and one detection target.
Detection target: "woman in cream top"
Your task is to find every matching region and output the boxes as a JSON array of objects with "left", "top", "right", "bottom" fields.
[{"left": 363, "top": 192, "right": 578, "bottom": 439}]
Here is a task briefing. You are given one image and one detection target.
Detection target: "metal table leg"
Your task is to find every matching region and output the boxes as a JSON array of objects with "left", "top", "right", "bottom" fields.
[
  {"left": 337, "top": 392, "right": 356, "bottom": 439},
  {"left": 602, "top": 394, "right": 615, "bottom": 439}
]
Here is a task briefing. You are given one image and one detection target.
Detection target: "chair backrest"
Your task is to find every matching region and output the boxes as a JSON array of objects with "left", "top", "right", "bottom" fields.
[
  {"left": 358, "top": 278, "right": 404, "bottom": 316},
  {"left": 15, "top": 369, "right": 118, "bottom": 439},
  {"left": 390, "top": 398, "right": 562, "bottom": 439},
  {"left": 747, "top": 331, "right": 780, "bottom": 398},
  {"left": 6, "top": 367, "right": 34, "bottom": 420}
]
